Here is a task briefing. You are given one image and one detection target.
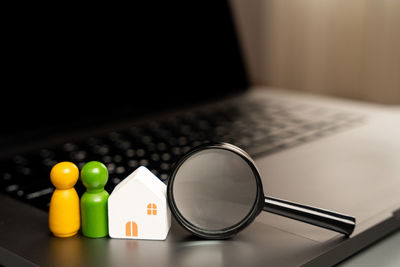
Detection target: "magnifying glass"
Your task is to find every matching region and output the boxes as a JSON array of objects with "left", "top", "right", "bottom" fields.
[{"left": 167, "top": 143, "right": 356, "bottom": 239}]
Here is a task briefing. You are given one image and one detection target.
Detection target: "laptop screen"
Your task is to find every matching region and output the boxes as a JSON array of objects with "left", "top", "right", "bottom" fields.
[{"left": 2, "top": 2, "right": 248, "bottom": 138}]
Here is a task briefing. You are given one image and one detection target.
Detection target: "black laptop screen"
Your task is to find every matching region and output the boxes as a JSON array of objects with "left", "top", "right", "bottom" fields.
[{"left": 3, "top": 2, "right": 248, "bottom": 135}]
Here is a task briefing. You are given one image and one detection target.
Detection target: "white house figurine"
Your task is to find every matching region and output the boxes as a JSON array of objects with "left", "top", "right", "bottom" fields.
[{"left": 108, "top": 166, "right": 171, "bottom": 240}]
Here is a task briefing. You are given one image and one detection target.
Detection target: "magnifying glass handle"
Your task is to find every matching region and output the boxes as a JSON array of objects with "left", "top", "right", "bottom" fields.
[{"left": 263, "top": 196, "right": 356, "bottom": 236}]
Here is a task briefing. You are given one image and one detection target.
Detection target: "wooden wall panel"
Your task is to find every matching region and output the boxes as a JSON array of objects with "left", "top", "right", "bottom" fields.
[{"left": 230, "top": 0, "right": 400, "bottom": 104}]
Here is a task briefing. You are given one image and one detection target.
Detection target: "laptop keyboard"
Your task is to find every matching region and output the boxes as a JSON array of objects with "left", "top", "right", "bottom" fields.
[{"left": 0, "top": 96, "right": 363, "bottom": 211}]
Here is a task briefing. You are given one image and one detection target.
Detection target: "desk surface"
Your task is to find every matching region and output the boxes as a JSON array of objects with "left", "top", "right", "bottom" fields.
[{"left": 339, "top": 230, "right": 400, "bottom": 267}]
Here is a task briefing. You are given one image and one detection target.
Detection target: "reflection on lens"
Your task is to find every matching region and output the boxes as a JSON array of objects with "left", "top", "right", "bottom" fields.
[{"left": 172, "top": 148, "right": 258, "bottom": 231}]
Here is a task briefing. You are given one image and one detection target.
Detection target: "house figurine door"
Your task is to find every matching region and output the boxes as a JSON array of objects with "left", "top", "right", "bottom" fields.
[{"left": 125, "top": 221, "right": 138, "bottom": 237}]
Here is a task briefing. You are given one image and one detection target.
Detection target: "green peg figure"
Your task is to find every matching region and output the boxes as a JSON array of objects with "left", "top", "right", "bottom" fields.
[{"left": 80, "top": 161, "right": 109, "bottom": 238}]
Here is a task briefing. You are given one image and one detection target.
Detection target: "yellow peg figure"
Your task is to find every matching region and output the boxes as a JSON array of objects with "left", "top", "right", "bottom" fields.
[{"left": 49, "top": 162, "right": 80, "bottom": 237}]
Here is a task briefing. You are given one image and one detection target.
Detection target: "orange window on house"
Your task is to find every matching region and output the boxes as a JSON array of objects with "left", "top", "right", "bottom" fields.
[
  {"left": 125, "top": 221, "right": 138, "bottom": 237},
  {"left": 147, "top": 203, "right": 157, "bottom": 215}
]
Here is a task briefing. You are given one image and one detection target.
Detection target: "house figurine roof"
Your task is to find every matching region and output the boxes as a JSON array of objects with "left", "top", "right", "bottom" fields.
[{"left": 111, "top": 166, "right": 166, "bottom": 199}]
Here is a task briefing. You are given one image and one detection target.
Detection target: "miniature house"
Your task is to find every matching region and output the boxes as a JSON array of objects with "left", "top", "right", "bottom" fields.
[{"left": 108, "top": 166, "right": 171, "bottom": 240}]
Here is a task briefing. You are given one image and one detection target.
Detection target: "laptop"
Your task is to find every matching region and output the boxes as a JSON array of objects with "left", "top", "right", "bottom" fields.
[{"left": 1, "top": 2, "right": 400, "bottom": 266}]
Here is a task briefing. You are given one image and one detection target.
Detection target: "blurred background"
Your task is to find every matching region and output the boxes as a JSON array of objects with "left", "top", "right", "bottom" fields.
[{"left": 230, "top": 0, "right": 400, "bottom": 104}]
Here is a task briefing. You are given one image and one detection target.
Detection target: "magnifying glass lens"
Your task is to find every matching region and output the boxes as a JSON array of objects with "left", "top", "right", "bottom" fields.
[{"left": 172, "top": 148, "right": 258, "bottom": 231}]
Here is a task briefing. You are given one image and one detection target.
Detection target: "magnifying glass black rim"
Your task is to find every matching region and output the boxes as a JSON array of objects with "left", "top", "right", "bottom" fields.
[{"left": 167, "top": 142, "right": 264, "bottom": 239}]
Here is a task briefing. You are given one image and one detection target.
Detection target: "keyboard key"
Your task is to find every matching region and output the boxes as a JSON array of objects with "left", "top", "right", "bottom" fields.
[
  {"left": 159, "top": 173, "right": 169, "bottom": 181},
  {"left": 139, "top": 159, "right": 149, "bottom": 167},
  {"left": 102, "top": 155, "right": 112, "bottom": 163},
  {"left": 116, "top": 166, "right": 125, "bottom": 174},
  {"left": 157, "top": 142, "right": 167, "bottom": 151},
  {"left": 128, "top": 160, "right": 139, "bottom": 168},
  {"left": 136, "top": 149, "right": 146, "bottom": 157},
  {"left": 39, "top": 149, "right": 55, "bottom": 158},
  {"left": 70, "top": 151, "right": 87, "bottom": 161},
  {"left": 107, "top": 163, "right": 116, "bottom": 174},
  {"left": 5, "top": 184, "right": 19, "bottom": 193},
  {"left": 126, "top": 149, "right": 135, "bottom": 158},
  {"left": 160, "top": 163, "right": 171, "bottom": 171},
  {"left": 161, "top": 153, "right": 171, "bottom": 161},
  {"left": 63, "top": 142, "right": 78, "bottom": 152},
  {"left": 25, "top": 187, "right": 54, "bottom": 200},
  {"left": 111, "top": 177, "right": 121, "bottom": 185},
  {"left": 151, "top": 153, "right": 160, "bottom": 162},
  {"left": 113, "top": 155, "right": 123, "bottom": 163}
]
